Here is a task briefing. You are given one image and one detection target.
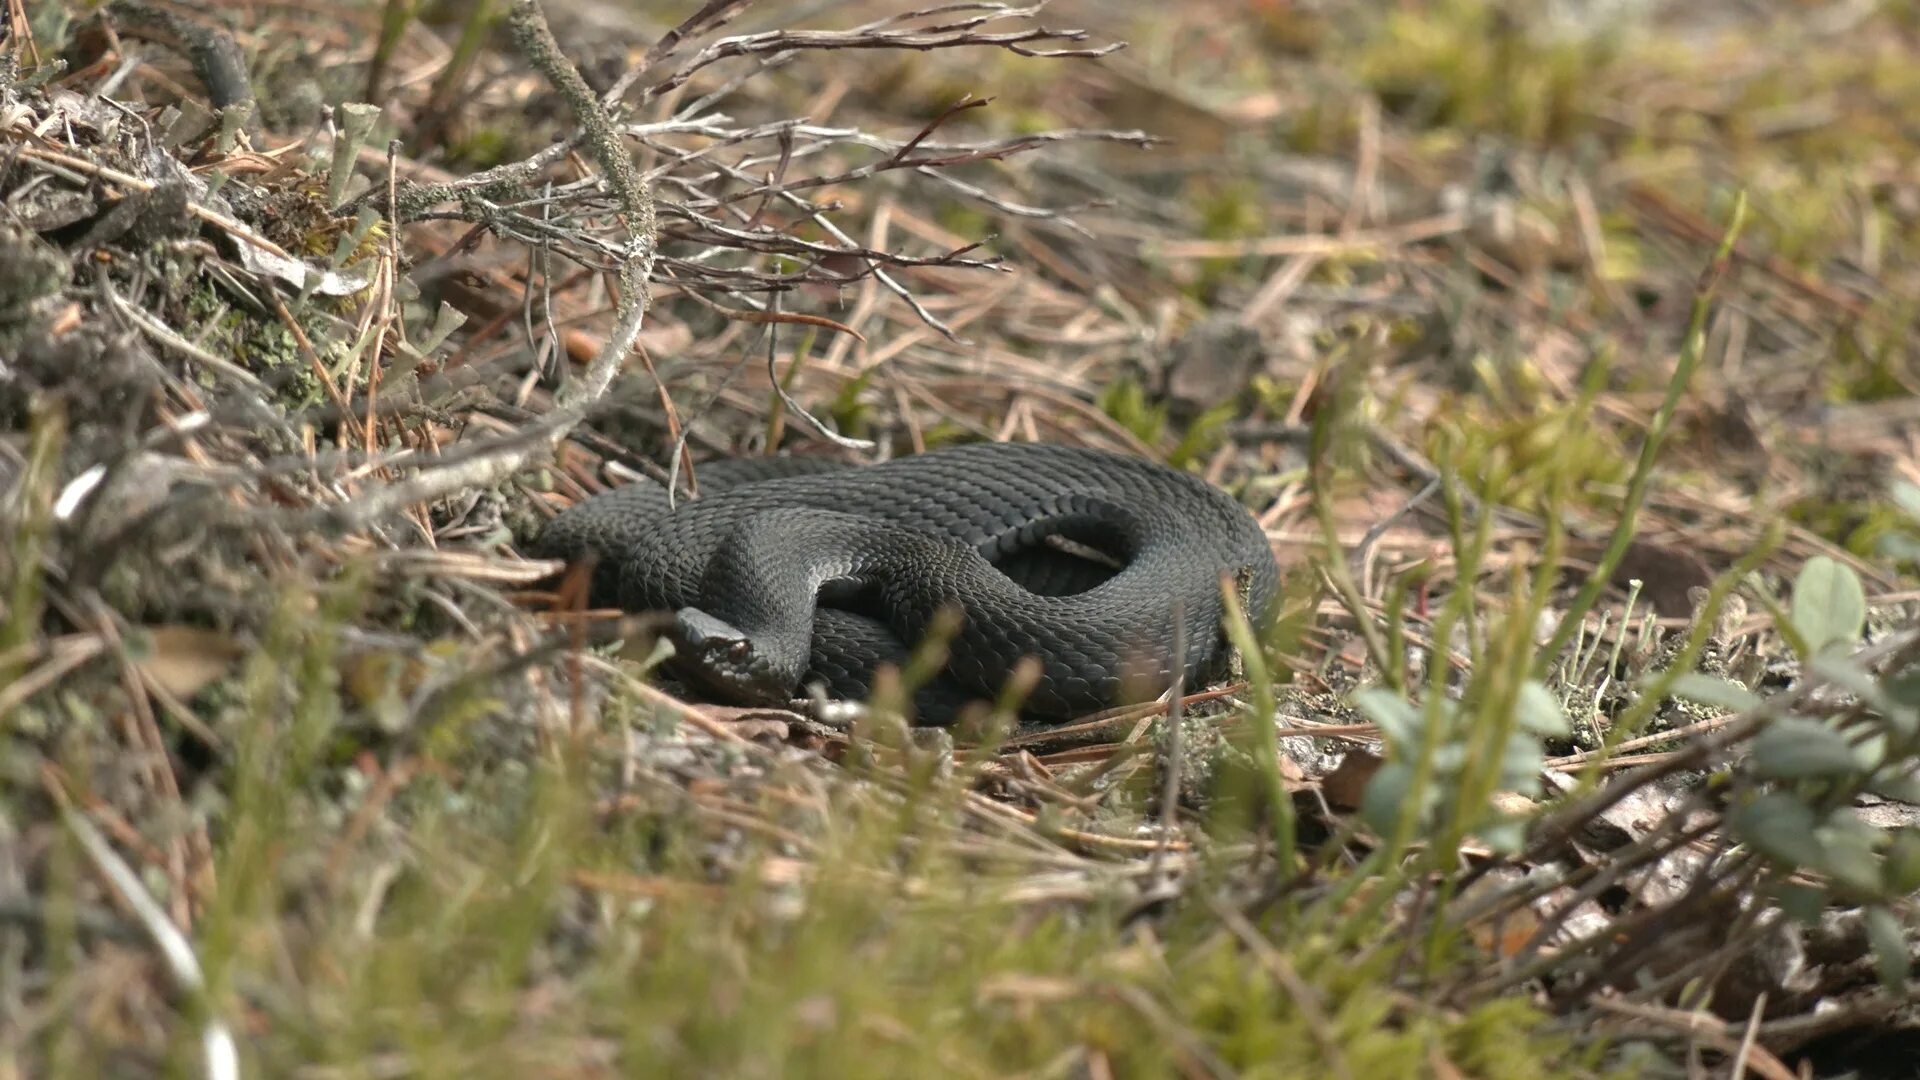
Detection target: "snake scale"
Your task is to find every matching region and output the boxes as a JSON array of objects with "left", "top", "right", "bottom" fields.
[{"left": 532, "top": 442, "right": 1281, "bottom": 725}]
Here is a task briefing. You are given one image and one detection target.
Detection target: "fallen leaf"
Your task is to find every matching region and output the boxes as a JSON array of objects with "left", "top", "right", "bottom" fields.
[
  {"left": 135, "top": 626, "right": 245, "bottom": 699},
  {"left": 1322, "top": 749, "right": 1384, "bottom": 810}
]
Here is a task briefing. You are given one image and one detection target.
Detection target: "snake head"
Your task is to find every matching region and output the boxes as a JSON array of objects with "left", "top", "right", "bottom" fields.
[{"left": 670, "top": 608, "right": 795, "bottom": 706}]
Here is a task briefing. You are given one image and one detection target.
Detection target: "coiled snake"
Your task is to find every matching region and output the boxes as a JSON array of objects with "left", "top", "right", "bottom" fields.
[{"left": 533, "top": 442, "right": 1280, "bottom": 724}]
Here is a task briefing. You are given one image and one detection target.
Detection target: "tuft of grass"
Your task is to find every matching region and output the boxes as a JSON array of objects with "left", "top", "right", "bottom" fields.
[
  {"left": 1422, "top": 363, "right": 1631, "bottom": 516},
  {"left": 1, "top": 402, "right": 60, "bottom": 680},
  {"left": 1348, "top": 0, "right": 1627, "bottom": 145}
]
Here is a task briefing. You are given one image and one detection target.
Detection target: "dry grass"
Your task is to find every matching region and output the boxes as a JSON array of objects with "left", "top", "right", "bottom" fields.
[{"left": 3, "top": 1, "right": 1919, "bottom": 1076}]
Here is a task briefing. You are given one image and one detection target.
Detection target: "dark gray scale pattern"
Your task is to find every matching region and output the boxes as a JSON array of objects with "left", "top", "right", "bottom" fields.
[{"left": 530, "top": 442, "right": 1280, "bottom": 725}]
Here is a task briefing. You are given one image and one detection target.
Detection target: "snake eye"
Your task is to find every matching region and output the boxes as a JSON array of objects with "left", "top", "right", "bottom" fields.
[{"left": 729, "top": 640, "right": 751, "bottom": 660}]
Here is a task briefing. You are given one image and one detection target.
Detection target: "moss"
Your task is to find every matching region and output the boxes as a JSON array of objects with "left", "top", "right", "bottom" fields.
[
  {"left": 1186, "top": 179, "right": 1272, "bottom": 301},
  {"left": 182, "top": 281, "right": 315, "bottom": 407},
  {"left": 1347, "top": 0, "right": 1627, "bottom": 145},
  {"left": 1097, "top": 373, "right": 1167, "bottom": 446},
  {"left": 1789, "top": 495, "right": 1920, "bottom": 561},
  {"left": 444, "top": 124, "right": 519, "bottom": 171},
  {"left": 934, "top": 202, "right": 992, "bottom": 240}
]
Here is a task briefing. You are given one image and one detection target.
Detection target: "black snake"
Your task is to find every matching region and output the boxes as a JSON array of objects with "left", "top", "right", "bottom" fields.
[{"left": 532, "top": 442, "right": 1280, "bottom": 724}]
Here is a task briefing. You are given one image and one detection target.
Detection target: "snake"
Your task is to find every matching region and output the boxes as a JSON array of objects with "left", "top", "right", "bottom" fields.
[{"left": 531, "top": 441, "right": 1281, "bottom": 725}]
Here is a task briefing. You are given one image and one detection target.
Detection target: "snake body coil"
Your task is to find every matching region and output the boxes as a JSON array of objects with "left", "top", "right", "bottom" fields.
[{"left": 533, "top": 442, "right": 1280, "bottom": 724}]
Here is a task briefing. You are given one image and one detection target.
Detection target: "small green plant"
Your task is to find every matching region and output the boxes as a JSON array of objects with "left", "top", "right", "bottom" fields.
[{"left": 1697, "top": 552, "right": 1919, "bottom": 992}]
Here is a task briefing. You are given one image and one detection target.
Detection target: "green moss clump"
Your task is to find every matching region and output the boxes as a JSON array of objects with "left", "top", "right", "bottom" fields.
[{"left": 1348, "top": 0, "right": 1626, "bottom": 144}]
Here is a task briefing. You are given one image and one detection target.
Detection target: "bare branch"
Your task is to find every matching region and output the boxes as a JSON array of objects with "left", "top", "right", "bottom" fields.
[{"left": 643, "top": 3, "right": 1123, "bottom": 102}]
